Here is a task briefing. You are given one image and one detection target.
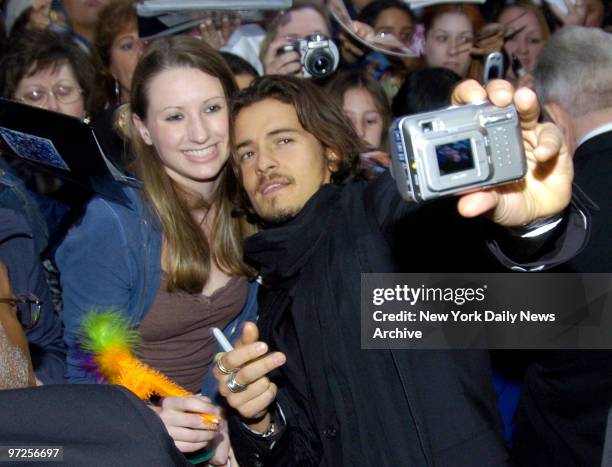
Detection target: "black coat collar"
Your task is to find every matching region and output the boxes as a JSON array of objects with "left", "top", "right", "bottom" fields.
[{"left": 244, "top": 184, "right": 342, "bottom": 288}]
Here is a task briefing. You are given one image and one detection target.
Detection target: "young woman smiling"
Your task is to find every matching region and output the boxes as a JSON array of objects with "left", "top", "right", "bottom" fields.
[{"left": 57, "top": 36, "right": 257, "bottom": 462}]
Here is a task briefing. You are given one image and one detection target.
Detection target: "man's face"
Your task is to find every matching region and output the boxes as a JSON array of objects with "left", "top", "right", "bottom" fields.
[{"left": 234, "top": 99, "right": 334, "bottom": 223}]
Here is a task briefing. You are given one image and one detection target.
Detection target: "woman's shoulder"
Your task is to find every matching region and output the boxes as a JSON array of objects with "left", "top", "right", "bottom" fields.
[
  {"left": 64, "top": 185, "right": 159, "bottom": 246},
  {"left": 83, "top": 185, "right": 148, "bottom": 224}
]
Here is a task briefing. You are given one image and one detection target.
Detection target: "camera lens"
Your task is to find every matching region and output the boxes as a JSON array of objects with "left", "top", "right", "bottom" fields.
[{"left": 308, "top": 53, "right": 332, "bottom": 77}]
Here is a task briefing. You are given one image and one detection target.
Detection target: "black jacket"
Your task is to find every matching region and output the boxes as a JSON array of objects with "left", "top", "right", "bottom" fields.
[
  {"left": 230, "top": 173, "right": 583, "bottom": 467},
  {"left": 0, "top": 385, "right": 188, "bottom": 467},
  {"left": 229, "top": 171, "right": 587, "bottom": 467}
]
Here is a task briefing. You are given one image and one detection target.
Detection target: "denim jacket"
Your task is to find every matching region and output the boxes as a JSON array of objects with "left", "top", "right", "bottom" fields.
[
  {"left": 56, "top": 186, "right": 258, "bottom": 396},
  {"left": 0, "top": 166, "right": 51, "bottom": 255}
]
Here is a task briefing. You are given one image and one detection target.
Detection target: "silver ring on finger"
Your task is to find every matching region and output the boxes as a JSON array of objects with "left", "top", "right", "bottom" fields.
[
  {"left": 227, "top": 371, "right": 248, "bottom": 393},
  {"left": 215, "top": 352, "right": 238, "bottom": 375}
]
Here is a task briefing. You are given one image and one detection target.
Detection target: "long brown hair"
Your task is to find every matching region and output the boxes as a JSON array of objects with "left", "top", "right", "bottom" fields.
[
  {"left": 495, "top": 1, "right": 551, "bottom": 43},
  {"left": 130, "top": 36, "right": 255, "bottom": 293},
  {"left": 326, "top": 69, "right": 392, "bottom": 151},
  {"left": 420, "top": 3, "right": 485, "bottom": 81},
  {"left": 93, "top": 0, "right": 137, "bottom": 107}
]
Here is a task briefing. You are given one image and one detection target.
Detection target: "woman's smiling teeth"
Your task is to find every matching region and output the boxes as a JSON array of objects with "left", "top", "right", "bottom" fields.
[{"left": 183, "top": 146, "right": 215, "bottom": 158}]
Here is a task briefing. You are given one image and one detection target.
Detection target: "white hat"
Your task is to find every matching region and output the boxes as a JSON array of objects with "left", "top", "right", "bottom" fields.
[{"left": 4, "top": 0, "right": 33, "bottom": 35}]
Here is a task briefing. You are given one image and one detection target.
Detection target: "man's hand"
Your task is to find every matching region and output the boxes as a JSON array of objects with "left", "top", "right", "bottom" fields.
[
  {"left": 213, "top": 322, "right": 286, "bottom": 432},
  {"left": 452, "top": 79, "right": 573, "bottom": 227}
]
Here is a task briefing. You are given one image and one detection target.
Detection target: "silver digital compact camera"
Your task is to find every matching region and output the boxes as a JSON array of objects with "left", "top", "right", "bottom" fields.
[
  {"left": 389, "top": 102, "right": 526, "bottom": 203},
  {"left": 279, "top": 32, "right": 340, "bottom": 79}
]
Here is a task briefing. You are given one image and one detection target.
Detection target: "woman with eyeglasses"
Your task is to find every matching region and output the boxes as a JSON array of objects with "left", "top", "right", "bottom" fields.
[
  {"left": 0, "top": 29, "right": 98, "bottom": 336},
  {"left": 1, "top": 29, "right": 95, "bottom": 120},
  {"left": 0, "top": 28, "right": 97, "bottom": 233},
  {"left": 0, "top": 28, "right": 97, "bottom": 237}
]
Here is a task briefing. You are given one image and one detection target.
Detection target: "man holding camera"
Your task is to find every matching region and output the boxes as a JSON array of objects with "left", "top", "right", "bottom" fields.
[{"left": 214, "top": 76, "right": 582, "bottom": 466}]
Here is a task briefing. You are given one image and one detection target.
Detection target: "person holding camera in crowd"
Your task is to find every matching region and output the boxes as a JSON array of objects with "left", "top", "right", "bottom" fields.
[
  {"left": 260, "top": 0, "right": 339, "bottom": 80},
  {"left": 210, "top": 73, "right": 585, "bottom": 466}
]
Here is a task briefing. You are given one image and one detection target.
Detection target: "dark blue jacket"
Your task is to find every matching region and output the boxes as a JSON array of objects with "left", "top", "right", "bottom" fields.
[
  {"left": 0, "top": 163, "right": 70, "bottom": 256},
  {"left": 0, "top": 208, "right": 66, "bottom": 383}
]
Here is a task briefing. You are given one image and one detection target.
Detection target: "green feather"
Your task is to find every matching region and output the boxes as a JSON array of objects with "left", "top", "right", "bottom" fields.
[{"left": 80, "top": 310, "right": 139, "bottom": 354}]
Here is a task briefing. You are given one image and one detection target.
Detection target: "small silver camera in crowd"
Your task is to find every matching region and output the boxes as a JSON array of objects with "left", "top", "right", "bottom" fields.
[
  {"left": 389, "top": 102, "right": 526, "bottom": 203},
  {"left": 279, "top": 33, "right": 340, "bottom": 79}
]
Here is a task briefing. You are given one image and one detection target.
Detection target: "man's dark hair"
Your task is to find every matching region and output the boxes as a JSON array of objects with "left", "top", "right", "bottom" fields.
[
  {"left": 0, "top": 29, "right": 97, "bottom": 115},
  {"left": 230, "top": 75, "right": 364, "bottom": 221},
  {"left": 357, "top": 0, "right": 414, "bottom": 26},
  {"left": 392, "top": 67, "right": 461, "bottom": 116}
]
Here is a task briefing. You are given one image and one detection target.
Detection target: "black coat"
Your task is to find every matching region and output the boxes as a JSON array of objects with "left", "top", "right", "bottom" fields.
[
  {"left": 512, "top": 129, "right": 612, "bottom": 467},
  {"left": 231, "top": 172, "right": 520, "bottom": 467},
  {"left": 229, "top": 171, "right": 587, "bottom": 467},
  {"left": 0, "top": 385, "right": 188, "bottom": 467}
]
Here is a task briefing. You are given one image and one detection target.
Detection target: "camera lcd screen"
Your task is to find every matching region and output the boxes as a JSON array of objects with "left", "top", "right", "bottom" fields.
[{"left": 435, "top": 139, "right": 475, "bottom": 175}]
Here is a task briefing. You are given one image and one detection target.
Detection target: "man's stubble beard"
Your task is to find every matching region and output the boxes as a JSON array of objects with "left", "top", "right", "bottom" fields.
[
  {"left": 257, "top": 179, "right": 331, "bottom": 225},
  {"left": 260, "top": 203, "right": 301, "bottom": 225}
]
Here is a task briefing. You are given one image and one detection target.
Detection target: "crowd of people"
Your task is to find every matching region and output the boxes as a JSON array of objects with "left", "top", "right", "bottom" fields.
[{"left": 0, "top": 0, "right": 610, "bottom": 466}]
